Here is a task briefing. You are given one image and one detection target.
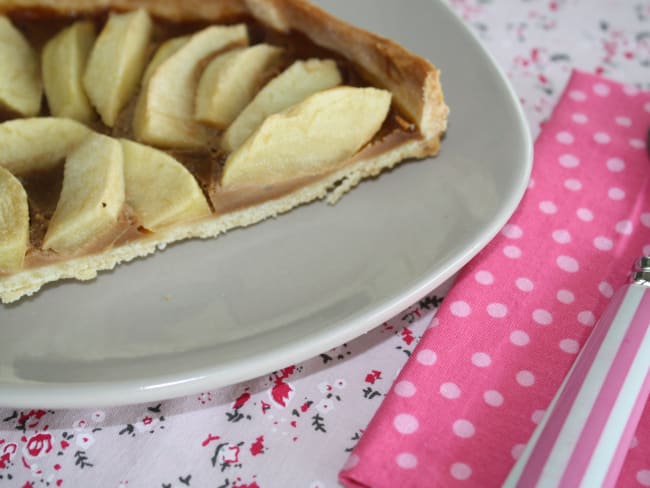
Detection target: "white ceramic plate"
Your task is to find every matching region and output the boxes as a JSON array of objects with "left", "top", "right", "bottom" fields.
[{"left": 0, "top": 0, "right": 532, "bottom": 408}]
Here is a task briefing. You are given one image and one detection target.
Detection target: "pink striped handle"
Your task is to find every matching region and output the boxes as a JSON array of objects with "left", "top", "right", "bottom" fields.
[{"left": 504, "top": 262, "right": 650, "bottom": 488}]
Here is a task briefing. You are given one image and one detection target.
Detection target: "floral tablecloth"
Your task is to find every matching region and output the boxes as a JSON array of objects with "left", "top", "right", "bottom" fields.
[{"left": 1, "top": 1, "right": 649, "bottom": 487}]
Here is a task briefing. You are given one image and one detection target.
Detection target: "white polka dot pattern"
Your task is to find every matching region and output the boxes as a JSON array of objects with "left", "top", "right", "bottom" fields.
[
  {"left": 475, "top": 270, "right": 495, "bottom": 285},
  {"left": 558, "top": 154, "right": 580, "bottom": 168},
  {"left": 450, "top": 463, "right": 472, "bottom": 480},
  {"left": 540, "top": 201, "right": 558, "bottom": 214},
  {"left": 572, "top": 113, "right": 588, "bottom": 124},
  {"left": 452, "top": 419, "right": 476, "bottom": 438},
  {"left": 416, "top": 349, "right": 437, "bottom": 366},
  {"left": 577, "top": 310, "right": 596, "bottom": 326},
  {"left": 577, "top": 208, "right": 594, "bottom": 221},
  {"left": 395, "top": 453, "right": 418, "bottom": 470},
  {"left": 450, "top": 301, "right": 471, "bottom": 318},
  {"left": 556, "top": 289, "right": 575, "bottom": 304},
  {"left": 484, "top": 390, "right": 504, "bottom": 407},
  {"left": 471, "top": 352, "right": 492, "bottom": 368},
  {"left": 593, "top": 131, "right": 611, "bottom": 144},
  {"left": 393, "top": 414, "right": 419, "bottom": 434},
  {"left": 440, "top": 382, "right": 461, "bottom": 399},
  {"left": 503, "top": 245, "right": 522, "bottom": 259},
  {"left": 559, "top": 338, "right": 580, "bottom": 354},
  {"left": 556, "top": 131, "right": 575, "bottom": 144},
  {"left": 517, "top": 371, "right": 536, "bottom": 387},
  {"left": 608, "top": 187, "right": 625, "bottom": 200},
  {"left": 394, "top": 381, "right": 417, "bottom": 398},
  {"left": 487, "top": 303, "right": 508, "bottom": 318},
  {"left": 637, "top": 469, "right": 650, "bottom": 486},
  {"left": 516, "top": 277, "right": 534, "bottom": 292},
  {"left": 557, "top": 255, "right": 579, "bottom": 273},
  {"left": 510, "top": 330, "right": 530, "bottom": 346},
  {"left": 607, "top": 157, "right": 625, "bottom": 172},
  {"left": 552, "top": 229, "right": 571, "bottom": 244},
  {"left": 342, "top": 73, "right": 650, "bottom": 488},
  {"left": 531, "top": 410, "right": 545, "bottom": 424},
  {"left": 511, "top": 444, "right": 526, "bottom": 460},
  {"left": 532, "top": 309, "right": 553, "bottom": 325}
]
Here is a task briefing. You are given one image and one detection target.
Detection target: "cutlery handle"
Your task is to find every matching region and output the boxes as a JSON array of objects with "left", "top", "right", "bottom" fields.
[{"left": 504, "top": 257, "right": 650, "bottom": 488}]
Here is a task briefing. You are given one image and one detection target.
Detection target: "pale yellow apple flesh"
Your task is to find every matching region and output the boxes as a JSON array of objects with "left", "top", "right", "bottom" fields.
[
  {"left": 121, "top": 139, "right": 211, "bottom": 230},
  {"left": 43, "top": 133, "right": 125, "bottom": 254},
  {"left": 42, "top": 20, "right": 96, "bottom": 123},
  {"left": 83, "top": 9, "right": 152, "bottom": 127},
  {"left": 195, "top": 44, "right": 284, "bottom": 128},
  {"left": 222, "top": 86, "right": 392, "bottom": 188},
  {"left": 0, "top": 166, "right": 29, "bottom": 272},
  {"left": 134, "top": 24, "right": 248, "bottom": 149},
  {"left": 0, "top": 117, "right": 91, "bottom": 175},
  {"left": 220, "top": 58, "right": 342, "bottom": 152},
  {"left": 141, "top": 35, "right": 190, "bottom": 86},
  {"left": 0, "top": 16, "right": 42, "bottom": 116}
]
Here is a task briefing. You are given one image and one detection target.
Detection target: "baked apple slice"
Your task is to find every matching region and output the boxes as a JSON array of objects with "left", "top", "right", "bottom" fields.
[
  {"left": 134, "top": 24, "right": 248, "bottom": 148},
  {"left": 43, "top": 133, "right": 125, "bottom": 254},
  {"left": 0, "top": 16, "right": 41, "bottom": 116},
  {"left": 121, "top": 139, "right": 211, "bottom": 230},
  {"left": 141, "top": 35, "right": 191, "bottom": 86},
  {"left": 0, "top": 166, "right": 29, "bottom": 272},
  {"left": 42, "top": 20, "right": 96, "bottom": 123},
  {"left": 195, "top": 44, "right": 284, "bottom": 127},
  {"left": 222, "top": 86, "right": 391, "bottom": 187},
  {"left": 83, "top": 9, "right": 152, "bottom": 127},
  {"left": 221, "top": 58, "right": 341, "bottom": 151},
  {"left": 0, "top": 117, "right": 91, "bottom": 175}
]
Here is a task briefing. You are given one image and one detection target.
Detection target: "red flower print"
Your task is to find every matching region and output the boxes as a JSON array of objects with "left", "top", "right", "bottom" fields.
[
  {"left": 270, "top": 380, "right": 294, "bottom": 407},
  {"left": 365, "top": 370, "right": 382, "bottom": 384},
  {"left": 232, "top": 392, "right": 251, "bottom": 410},
  {"left": 24, "top": 433, "right": 53, "bottom": 459},
  {"left": 318, "top": 381, "right": 333, "bottom": 394},
  {"left": 200, "top": 433, "right": 221, "bottom": 447},
  {"left": 401, "top": 327, "right": 415, "bottom": 345},
  {"left": 0, "top": 442, "right": 17, "bottom": 469},
  {"left": 277, "top": 366, "right": 295, "bottom": 378},
  {"left": 221, "top": 444, "right": 240, "bottom": 464},
  {"left": 268, "top": 365, "right": 297, "bottom": 407},
  {"left": 0, "top": 452, "right": 9, "bottom": 470},
  {"left": 75, "top": 432, "right": 95, "bottom": 450},
  {"left": 249, "top": 436, "right": 265, "bottom": 456},
  {"left": 17, "top": 410, "right": 47, "bottom": 430},
  {"left": 91, "top": 410, "right": 106, "bottom": 423},
  {"left": 316, "top": 399, "right": 334, "bottom": 415},
  {"left": 135, "top": 416, "right": 159, "bottom": 432},
  {"left": 233, "top": 482, "right": 260, "bottom": 488}
]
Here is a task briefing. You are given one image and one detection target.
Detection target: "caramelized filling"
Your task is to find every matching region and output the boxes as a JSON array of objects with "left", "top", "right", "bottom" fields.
[
  {"left": 18, "top": 164, "right": 64, "bottom": 250},
  {"left": 4, "top": 11, "right": 419, "bottom": 269}
]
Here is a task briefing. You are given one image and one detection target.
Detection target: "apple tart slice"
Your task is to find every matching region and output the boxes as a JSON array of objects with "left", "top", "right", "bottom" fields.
[{"left": 0, "top": 0, "right": 448, "bottom": 303}]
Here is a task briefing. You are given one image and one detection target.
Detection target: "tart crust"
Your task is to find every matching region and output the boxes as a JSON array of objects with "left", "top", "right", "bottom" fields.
[{"left": 0, "top": 0, "right": 448, "bottom": 303}]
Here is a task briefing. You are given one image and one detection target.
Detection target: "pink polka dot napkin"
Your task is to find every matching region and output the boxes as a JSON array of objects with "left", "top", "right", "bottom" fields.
[{"left": 339, "top": 70, "right": 650, "bottom": 487}]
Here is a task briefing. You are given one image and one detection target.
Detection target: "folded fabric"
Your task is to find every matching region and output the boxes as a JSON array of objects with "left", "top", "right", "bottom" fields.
[{"left": 339, "top": 70, "right": 650, "bottom": 487}]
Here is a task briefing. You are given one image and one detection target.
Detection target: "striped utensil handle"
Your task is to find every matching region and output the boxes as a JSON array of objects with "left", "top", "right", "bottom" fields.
[{"left": 504, "top": 256, "right": 650, "bottom": 488}]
